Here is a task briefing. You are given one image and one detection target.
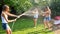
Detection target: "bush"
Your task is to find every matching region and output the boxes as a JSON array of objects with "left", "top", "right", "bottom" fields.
[
  {"left": 50, "top": 0, "right": 60, "bottom": 18},
  {"left": 3, "top": 0, "right": 33, "bottom": 14}
]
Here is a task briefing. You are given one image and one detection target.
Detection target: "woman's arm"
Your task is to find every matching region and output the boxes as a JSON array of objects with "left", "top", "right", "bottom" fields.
[
  {"left": 6, "top": 12, "right": 18, "bottom": 17},
  {"left": 47, "top": 6, "right": 51, "bottom": 14},
  {"left": 2, "top": 12, "right": 16, "bottom": 23}
]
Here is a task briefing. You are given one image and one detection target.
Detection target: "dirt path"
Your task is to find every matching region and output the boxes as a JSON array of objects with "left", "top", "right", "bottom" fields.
[{"left": 54, "top": 29, "right": 60, "bottom": 34}]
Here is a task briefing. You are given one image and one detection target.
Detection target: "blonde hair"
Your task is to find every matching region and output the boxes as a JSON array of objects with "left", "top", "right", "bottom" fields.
[{"left": 2, "top": 5, "right": 9, "bottom": 11}]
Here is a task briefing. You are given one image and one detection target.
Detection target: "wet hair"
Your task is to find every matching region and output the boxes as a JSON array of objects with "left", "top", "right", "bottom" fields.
[{"left": 2, "top": 5, "right": 9, "bottom": 11}]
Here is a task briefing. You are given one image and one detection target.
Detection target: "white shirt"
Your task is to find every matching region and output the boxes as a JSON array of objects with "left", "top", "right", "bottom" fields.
[{"left": 1, "top": 12, "right": 8, "bottom": 23}]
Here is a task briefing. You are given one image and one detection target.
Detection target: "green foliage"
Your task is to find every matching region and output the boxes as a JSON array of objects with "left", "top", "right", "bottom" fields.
[
  {"left": 0, "top": 0, "right": 2, "bottom": 6},
  {"left": 1, "top": 0, "right": 51, "bottom": 14},
  {"left": 1, "top": 0, "right": 60, "bottom": 17},
  {"left": 50, "top": 0, "right": 60, "bottom": 18},
  {"left": 3, "top": 0, "right": 33, "bottom": 14}
]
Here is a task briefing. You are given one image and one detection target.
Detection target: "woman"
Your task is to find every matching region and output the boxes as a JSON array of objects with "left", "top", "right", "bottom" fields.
[{"left": 1, "top": 5, "right": 19, "bottom": 34}]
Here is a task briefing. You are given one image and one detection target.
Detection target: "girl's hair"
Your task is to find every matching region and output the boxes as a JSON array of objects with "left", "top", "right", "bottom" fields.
[
  {"left": 44, "top": 6, "right": 49, "bottom": 11},
  {"left": 2, "top": 5, "right": 9, "bottom": 11}
]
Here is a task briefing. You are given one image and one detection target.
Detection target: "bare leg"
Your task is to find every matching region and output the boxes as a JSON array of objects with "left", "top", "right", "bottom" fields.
[
  {"left": 10, "top": 29, "right": 12, "bottom": 34},
  {"left": 46, "top": 21, "right": 50, "bottom": 29},
  {"left": 6, "top": 29, "right": 12, "bottom": 34},
  {"left": 6, "top": 29, "right": 10, "bottom": 34},
  {"left": 44, "top": 21, "right": 48, "bottom": 29},
  {"left": 46, "top": 21, "right": 52, "bottom": 30},
  {"left": 33, "top": 18, "right": 37, "bottom": 27}
]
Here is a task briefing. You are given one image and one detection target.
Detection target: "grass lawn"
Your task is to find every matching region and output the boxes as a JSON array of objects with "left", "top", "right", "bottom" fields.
[{"left": 0, "top": 16, "right": 54, "bottom": 34}]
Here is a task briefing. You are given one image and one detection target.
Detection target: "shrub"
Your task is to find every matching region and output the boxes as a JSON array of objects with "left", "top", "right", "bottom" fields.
[{"left": 3, "top": 0, "right": 33, "bottom": 14}]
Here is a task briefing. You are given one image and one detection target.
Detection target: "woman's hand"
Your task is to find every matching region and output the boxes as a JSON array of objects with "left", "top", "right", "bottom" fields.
[
  {"left": 17, "top": 16, "right": 20, "bottom": 18},
  {"left": 11, "top": 19, "right": 17, "bottom": 22},
  {"left": 14, "top": 19, "right": 17, "bottom": 22},
  {"left": 17, "top": 14, "right": 25, "bottom": 18}
]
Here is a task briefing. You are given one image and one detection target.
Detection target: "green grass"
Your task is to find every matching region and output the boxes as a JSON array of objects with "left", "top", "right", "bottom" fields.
[{"left": 0, "top": 16, "right": 54, "bottom": 34}]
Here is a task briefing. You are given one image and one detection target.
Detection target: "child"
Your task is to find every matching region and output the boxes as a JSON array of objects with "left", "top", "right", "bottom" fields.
[
  {"left": 1, "top": 5, "right": 19, "bottom": 34},
  {"left": 43, "top": 6, "right": 51, "bottom": 30},
  {"left": 32, "top": 8, "right": 39, "bottom": 28}
]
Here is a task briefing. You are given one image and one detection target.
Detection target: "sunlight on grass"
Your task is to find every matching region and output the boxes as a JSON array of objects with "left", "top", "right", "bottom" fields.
[{"left": 12, "top": 24, "right": 54, "bottom": 34}]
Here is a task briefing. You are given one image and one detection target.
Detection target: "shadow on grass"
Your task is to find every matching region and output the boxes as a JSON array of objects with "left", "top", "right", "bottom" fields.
[
  {"left": 27, "top": 29, "right": 52, "bottom": 34},
  {"left": 0, "top": 31, "right": 5, "bottom": 34}
]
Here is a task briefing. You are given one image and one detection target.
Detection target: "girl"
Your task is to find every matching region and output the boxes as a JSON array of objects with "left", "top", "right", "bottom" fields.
[
  {"left": 1, "top": 5, "right": 19, "bottom": 34},
  {"left": 33, "top": 8, "right": 39, "bottom": 28},
  {"left": 43, "top": 6, "right": 51, "bottom": 30}
]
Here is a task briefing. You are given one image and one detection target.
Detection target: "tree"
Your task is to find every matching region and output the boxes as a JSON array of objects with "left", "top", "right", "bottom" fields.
[
  {"left": 50, "top": 0, "right": 60, "bottom": 18},
  {"left": 3, "top": 0, "right": 33, "bottom": 14}
]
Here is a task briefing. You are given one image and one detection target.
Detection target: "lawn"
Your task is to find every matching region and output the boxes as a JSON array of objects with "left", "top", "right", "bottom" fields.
[{"left": 0, "top": 16, "right": 54, "bottom": 34}]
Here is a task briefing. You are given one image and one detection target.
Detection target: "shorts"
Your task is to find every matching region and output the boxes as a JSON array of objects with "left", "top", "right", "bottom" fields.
[
  {"left": 34, "top": 15, "right": 38, "bottom": 19},
  {"left": 2, "top": 23, "right": 11, "bottom": 30},
  {"left": 44, "top": 16, "right": 51, "bottom": 21}
]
